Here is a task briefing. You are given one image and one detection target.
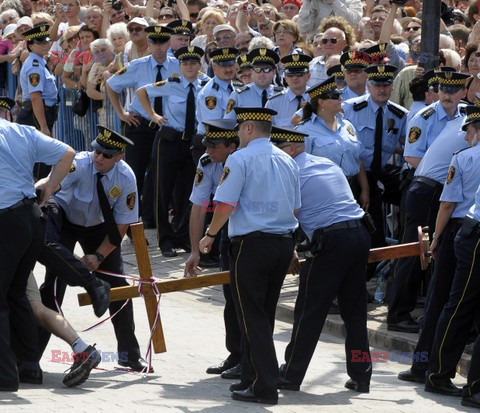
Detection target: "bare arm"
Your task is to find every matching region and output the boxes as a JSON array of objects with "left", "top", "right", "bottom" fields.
[
  {"left": 430, "top": 201, "right": 455, "bottom": 258},
  {"left": 199, "top": 203, "right": 235, "bottom": 254},
  {"left": 184, "top": 204, "right": 208, "bottom": 277},
  {"left": 405, "top": 156, "right": 421, "bottom": 169},
  {"left": 107, "top": 83, "right": 141, "bottom": 126},
  {"left": 378, "top": 3, "right": 398, "bottom": 44}
]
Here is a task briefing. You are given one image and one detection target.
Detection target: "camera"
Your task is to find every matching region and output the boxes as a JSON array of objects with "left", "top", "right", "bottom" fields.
[
  {"left": 243, "top": 3, "right": 254, "bottom": 13},
  {"left": 62, "top": 4, "right": 69, "bottom": 12},
  {"left": 389, "top": 0, "right": 408, "bottom": 5},
  {"left": 112, "top": 0, "right": 123, "bottom": 11}
]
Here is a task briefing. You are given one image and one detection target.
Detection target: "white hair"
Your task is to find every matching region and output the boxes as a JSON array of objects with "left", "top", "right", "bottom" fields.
[
  {"left": 248, "top": 36, "right": 275, "bottom": 52},
  {"left": 106, "top": 22, "right": 128, "bottom": 42},
  {"left": 90, "top": 38, "right": 114, "bottom": 53}
]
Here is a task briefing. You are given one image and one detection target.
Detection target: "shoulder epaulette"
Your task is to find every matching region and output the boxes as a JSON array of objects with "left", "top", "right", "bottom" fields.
[
  {"left": 200, "top": 155, "right": 212, "bottom": 167},
  {"left": 268, "top": 91, "right": 283, "bottom": 101},
  {"left": 273, "top": 86, "right": 284, "bottom": 92},
  {"left": 297, "top": 119, "right": 307, "bottom": 125},
  {"left": 232, "top": 79, "right": 243, "bottom": 87},
  {"left": 212, "top": 82, "right": 219, "bottom": 91},
  {"left": 459, "top": 106, "right": 467, "bottom": 115},
  {"left": 236, "top": 85, "right": 250, "bottom": 93},
  {"left": 353, "top": 101, "right": 368, "bottom": 112},
  {"left": 453, "top": 147, "right": 469, "bottom": 156},
  {"left": 420, "top": 107, "right": 436, "bottom": 120},
  {"left": 387, "top": 103, "right": 407, "bottom": 119},
  {"left": 32, "top": 59, "right": 39, "bottom": 67},
  {"left": 167, "top": 76, "right": 181, "bottom": 83},
  {"left": 199, "top": 80, "right": 209, "bottom": 87}
]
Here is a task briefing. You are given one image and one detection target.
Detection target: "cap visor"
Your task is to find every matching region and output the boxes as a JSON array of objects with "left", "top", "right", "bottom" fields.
[
  {"left": 215, "top": 60, "right": 236, "bottom": 67},
  {"left": 92, "top": 140, "right": 123, "bottom": 155},
  {"left": 202, "top": 137, "right": 224, "bottom": 147},
  {"left": 439, "top": 85, "right": 463, "bottom": 94},
  {"left": 148, "top": 37, "right": 170, "bottom": 44},
  {"left": 369, "top": 79, "right": 393, "bottom": 86}
]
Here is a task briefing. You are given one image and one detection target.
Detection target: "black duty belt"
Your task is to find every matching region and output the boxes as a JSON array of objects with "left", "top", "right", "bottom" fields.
[
  {"left": 315, "top": 218, "right": 365, "bottom": 235},
  {"left": 138, "top": 116, "right": 160, "bottom": 131},
  {"left": 231, "top": 231, "right": 293, "bottom": 242},
  {"left": 412, "top": 176, "right": 442, "bottom": 189},
  {"left": 0, "top": 197, "right": 37, "bottom": 215}
]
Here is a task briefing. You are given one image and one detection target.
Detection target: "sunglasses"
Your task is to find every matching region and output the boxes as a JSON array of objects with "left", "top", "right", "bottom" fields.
[
  {"left": 159, "top": 14, "right": 174, "bottom": 20},
  {"left": 407, "top": 26, "right": 421, "bottom": 32},
  {"left": 32, "top": 39, "right": 51, "bottom": 45},
  {"left": 321, "top": 93, "right": 341, "bottom": 100},
  {"left": 321, "top": 38, "right": 338, "bottom": 44},
  {"left": 94, "top": 149, "right": 116, "bottom": 159},
  {"left": 214, "top": 34, "right": 234, "bottom": 42},
  {"left": 128, "top": 26, "right": 144, "bottom": 33},
  {"left": 285, "top": 71, "right": 307, "bottom": 77},
  {"left": 474, "top": 52, "right": 480, "bottom": 57},
  {"left": 253, "top": 66, "right": 274, "bottom": 73}
]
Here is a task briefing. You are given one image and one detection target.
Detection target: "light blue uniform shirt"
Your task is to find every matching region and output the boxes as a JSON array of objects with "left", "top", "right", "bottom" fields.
[
  {"left": 144, "top": 75, "right": 207, "bottom": 132},
  {"left": 197, "top": 76, "right": 233, "bottom": 135},
  {"left": 468, "top": 183, "right": 480, "bottom": 221},
  {"left": 404, "top": 100, "right": 464, "bottom": 159},
  {"left": 415, "top": 116, "right": 468, "bottom": 183},
  {"left": 0, "top": 120, "right": 68, "bottom": 208},
  {"left": 342, "top": 95, "right": 408, "bottom": 171},
  {"left": 297, "top": 113, "right": 363, "bottom": 178},
  {"left": 265, "top": 88, "right": 309, "bottom": 127},
  {"left": 54, "top": 152, "right": 139, "bottom": 227},
  {"left": 295, "top": 152, "right": 364, "bottom": 241},
  {"left": 107, "top": 55, "right": 179, "bottom": 120},
  {"left": 224, "top": 83, "right": 279, "bottom": 120},
  {"left": 20, "top": 52, "right": 57, "bottom": 106},
  {"left": 189, "top": 153, "right": 224, "bottom": 206},
  {"left": 406, "top": 100, "right": 428, "bottom": 129},
  {"left": 214, "top": 138, "right": 300, "bottom": 237},
  {"left": 440, "top": 144, "right": 480, "bottom": 219}
]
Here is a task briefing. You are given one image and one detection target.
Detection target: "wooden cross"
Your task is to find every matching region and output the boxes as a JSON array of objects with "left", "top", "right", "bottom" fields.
[{"left": 77, "top": 223, "right": 430, "bottom": 354}]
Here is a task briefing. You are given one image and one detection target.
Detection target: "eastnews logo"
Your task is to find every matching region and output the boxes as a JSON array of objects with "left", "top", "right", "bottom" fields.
[
  {"left": 200, "top": 200, "right": 278, "bottom": 213},
  {"left": 51, "top": 350, "right": 128, "bottom": 363},
  {"left": 351, "top": 350, "right": 428, "bottom": 363}
]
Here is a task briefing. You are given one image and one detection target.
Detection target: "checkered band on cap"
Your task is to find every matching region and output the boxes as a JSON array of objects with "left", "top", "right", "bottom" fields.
[
  {"left": 210, "top": 48, "right": 238, "bottom": 62},
  {"left": 24, "top": 25, "right": 50, "bottom": 42},
  {"left": 237, "top": 55, "right": 252, "bottom": 70},
  {"left": 327, "top": 64, "right": 344, "bottom": 78},
  {"left": 270, "top": 131, "right": 305, "bottom": 143},
  {"left": 307, "top": 77, "right": 337, "bottom": 100},
  {"left": 281, "top": 53, "right": 311, "bottom": 69},
  {"left": 204, "top": 128, "right": 237, "bottom": 139},
  {"left": 175, "top": 46, "right": 203, "bottom": 61},
  {"left": 438, "top": 71, "right": 470, "bottom": 86},
  {"left": 340, "top": 51, "right": 370, "bottom": 68},
  {"left": 97, "top": 129, "right": 126, "bottom": 150},
  {"left": 466, "top": 111, "right": 480, "bottom": 121},
  {"left": 236, "top": 111, "right": 274, "bottom": 122},
  {"left": 145, "top": 25, "right": 173, "bottom": 39},
  {"left": 168, "top": 19, "right": 193, "bottom": 34},
  {"left": 365, "top": 64, "right": 396, "bottom": 81},
  {"left": 248, "top": 48, "right": 279, "bottom": 65},
  {"left": 0, "top": 99, "right": 13, "bottom": 110}
]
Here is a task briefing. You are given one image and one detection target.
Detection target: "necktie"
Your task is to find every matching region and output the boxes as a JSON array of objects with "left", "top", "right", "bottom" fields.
[
  {"left": 295, "top": 95, "right": 303, "bottom": 110},
  {"left": 96, "top": 172, "right": 122, "bottom": 247},
  {"left": 262, "top": 89, "right": 268, "bottom": 107},
  {"left": 371, "top": 107, "right": 383, "bottom": 177},
  {"left": 184, "top": 83, "right": 196, "bottom": 139},
  {"left": 154, "top": 64, "right": 163, "bottom": 115},
  {"left": 227, "top": 83, "right": 233, "bottom": 94}
]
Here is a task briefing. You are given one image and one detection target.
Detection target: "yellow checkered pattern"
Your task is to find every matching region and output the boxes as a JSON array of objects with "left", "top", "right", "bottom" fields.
[
  {"left": 97, "top": 134, "right": 126, "bottom": 150},
  {"left": 308, "top": 81, "right": 336, "bottom": 100},
  {"left": 427, "top": 75, "right": 441, "bottom": 86},
  {"left": 251, "top": 56, "right": 276, "bottom": 64},
  {"left": 205, "top": 130, "right": 237, "bottom": 139},
  {"left": 236, "top": 112, "right": 273, "bottom": 122},
  {"left": 0, "top": 100, "right": 11, "bottom": 109},
  {"left": 367, "top": 71, "right": 394, "bottom": 79},
  {"left": 271, "top": 132, "right": 304, "bottom": 142},
  {"left": 440, "top": 78, "right": 468, "bottom": 86},
  {"left": 467, "top": 112, "right": 480, "bottom": 122},
  {"left": 25, "top": 27, "right": 49, "bottom": 41},
  {"left": 343, "top": 58, "right": 368, "bottom": 67},
  {"left": 284, "top": 61, "right": 309, "bottom": 69},
  {"left": 331, "top": 70, "right": 344, "bottom": 77},
  {"left": 177, "top": 51, "right": 201, "bottom": 60},
  {"left": 212, "top": 53, "right": 237, "bottom": 61}
]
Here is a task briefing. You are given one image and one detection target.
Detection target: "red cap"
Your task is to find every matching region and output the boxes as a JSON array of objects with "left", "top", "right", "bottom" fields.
[{"left": 282, "top": 0, "right": 301, "bottom": 9}]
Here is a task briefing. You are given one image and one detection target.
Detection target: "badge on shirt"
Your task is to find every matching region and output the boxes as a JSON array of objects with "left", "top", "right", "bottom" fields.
[
  {"left": 69, "top": 163, "right": 76, "bottom": 174},
  {"left": 219, "top": 166, "right": 230, "bottom": 185},
  {"left": 115, "top": 67, "right": 127, "bottom": 76},
  {"left": 29, "top": 73, "right": 40, "bottom": 87},
  {"left": 387, "top": 118, "right": 397, "bottom": 134},
  {"left": 346, "top": 125, "right": 355, "bottom": 136},
  {"left": 154, "top": 80, "right": 166, "bottom": 87},
  {"left": 195, "top": 168, "right": 203, "bottom": 186},
  {"left": 446, "top": 166, "right": 455, "bottom": 184},
  {"left": 408, "top": 126, "right": 421, "bottom": 144},
  {"left": 205, "top": 96, "right": 217, "bottom": 110},
  {"left": 109, "top": 185, "right": 122, "bottom": 199},
  {"left": 226, "top": 99, "right": 235, "bottom": 114},
  {"left": 126, "top": 192, "right": 136, "bottom": 210}
]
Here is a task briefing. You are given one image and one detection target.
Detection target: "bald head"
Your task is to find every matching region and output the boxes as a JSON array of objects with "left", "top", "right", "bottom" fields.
[{"left": 321, "top": 28, "right": 347, "bottom": 58}]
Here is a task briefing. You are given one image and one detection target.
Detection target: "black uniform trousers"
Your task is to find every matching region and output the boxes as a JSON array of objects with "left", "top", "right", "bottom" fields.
[
  {"left": 281, "top": 225, "right": 372, "bottom": 386},
  {"left": 229, "top": 234, "right": 294, "bottom": 399},
  {"left": 388, "top": 178, "right": 443, "bottom": 324},
  {"left": 124, "top": 120, "right": 159, "bottom": 226},
  {"left": 427, "top": 223, "right": 480, "bottom": 380},
  {"left": 16, "top": 104, "right": 57, "bottom": 181},
  {"left": 411, "top": 218, "right": 463, "bottom": 374},
  {"left": 219, "top": 224, "right": 241, "bottom": 365},
  {"left": 39, "top": 218, "right": 141, "bottom": 362},
  {"left": 152, "top": 129, "right": 195, "bottom": 249},
  {"left": 0, "top": 200, "right": 44, "bottom": 388}
]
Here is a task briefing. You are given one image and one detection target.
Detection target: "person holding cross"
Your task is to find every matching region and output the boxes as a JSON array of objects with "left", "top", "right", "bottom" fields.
[{"left": 38, "top": 126, "right": 151, "bottom": 373}]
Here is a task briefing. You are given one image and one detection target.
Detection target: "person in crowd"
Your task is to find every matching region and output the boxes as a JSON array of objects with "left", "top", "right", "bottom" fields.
[{"left": 191, "top": 9, "right": 225, "bottom": 50}]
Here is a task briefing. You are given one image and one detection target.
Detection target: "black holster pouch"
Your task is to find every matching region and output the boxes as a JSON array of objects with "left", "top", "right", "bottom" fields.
[
  {"left": 309, "top": 229, "right": 323, "bottom": 256},
  {"left": 363, "top": 212, "right": 376, "bottom": 234},
  {"left": 191, "top": 134, "right": 204, "bottom": 150},
  {"left": 157, "top": 126, "right": 182, "bottom": 143},
  {"left": 460, "top": 215, "right": 480, "bottom": 238}
]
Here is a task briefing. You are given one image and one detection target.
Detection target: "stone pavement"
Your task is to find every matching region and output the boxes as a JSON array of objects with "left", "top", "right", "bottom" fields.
[{"left": 1, "top": 228, "right": 476, "bottom": 413}]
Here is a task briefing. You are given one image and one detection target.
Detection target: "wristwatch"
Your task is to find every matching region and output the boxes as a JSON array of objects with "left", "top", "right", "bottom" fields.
[
  {"left": 205, "top": 228, "right": 217, "bottom": 238},
  {"left": 94, "top": 251, "right": 105, "bottom": 262}
]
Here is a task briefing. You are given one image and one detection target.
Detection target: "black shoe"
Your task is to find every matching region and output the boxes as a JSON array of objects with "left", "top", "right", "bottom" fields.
[
  {"left": 63, "top": 345, "right": 101, "bottom": 387},
  {"left": 231, "top": 388, "right": 278, "bottom": 405},
  {"left": 345, "top": 379, "right": 370, "bottom": 393},
  {"left": 199, "top": 257, "right": 220, "bottom": 268},
  {"left": 229, "top": 381, "right": 250, "bottom": 392},
  {"left": 398, "top": 368, "right": 426, "bottom": 383},
  {"left": 387, "top": 319, "right": 419, "bottom": 333},
  {"left": 221, "top": 363, "right": 241, "bottom": 379},
  {"left": 462, "top": 384, "right": 480, "bottom": 408},
  {"left": 0, "top": 384, "right": 18, "bottom": 392},
  {"left": 277, "top": 376, "right": 300, "bottom": 391},
  {"left": 86, "top": 278, "right": 111, "bottom": 317},
  {"left": 367, "top": 292, "right": 375, "bottom": 303},
  {"left": 118, "top": 358, "right": 154, "bottom": 373},
  {"left": 173, "top": 239, "right": 191, "bottom": 253},
  {"left": 18, "top": 366, "right": 43, "bottom": 385},
  {"left": 425, "top": 375, "right": 461, "bottom": 396},
  {"left": 206, "top": 359, "right": 236, "bottom": 374},
  {"left": 161, "top": 247, "right": 177, "bottom": 258}
]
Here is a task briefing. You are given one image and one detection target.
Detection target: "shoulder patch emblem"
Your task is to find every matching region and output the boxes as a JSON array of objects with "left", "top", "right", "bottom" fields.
[
  {"left": 200, "top": 155, "right": 212, "bottom": 167},
  {"left": 126, "top": 192, "right": 136, "bottom": 210},
  {"left": 69, "top": 163, "right": 76, "bottom": 174},
  {"left": 115, "top": 67, "right": 127, "bottom": 76},
  {"left": 154, "top": 80, "right": 167, "bottom": 87},
  {"left": 353, "top": 101, "right": 368, "bottom": 112},
  {"left": 226, "top": 99, "right": 235, "bottom": 114},
  {"left": 195, "top": 168, "right": 204, "bottom": 186},
  {"left": 32, "top": 60, "right": 39, "bottom": 67},
  {"left": 219, "top": 166, "right": 230, "bottom": 185},
  {"left": 408, "top": 126, "right": 421, "bottom": 144},
  {"left": 421, "top": 107, "right": 435, "bottom": 120},
  {"left": 446, "top": 166, "right": 455, "bottom": 184},
  {"left": 205, "top": 96, "right": 217, "bottom": 110},
  {"left": 109, "top": 185, "right": 122, "bottom": 199},
  {"left": 29, "top": 73, "right": 40, "bottom": 87},
  {"left": 346, "top": 125, "right": 355, "bottom": 136}
]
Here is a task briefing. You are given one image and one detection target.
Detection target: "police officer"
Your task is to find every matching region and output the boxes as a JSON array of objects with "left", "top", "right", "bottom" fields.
[
  {"left": 195, "top": 47, "right": 239, "bottom": 164},
  {"left": 270, "top": 126, "right": 372, "bottom": 394},
  {"left": 296, "top": 77, "right": 368, "bottom": 208},
  {"left": 224, "top": 48, "right": 280, "bottom": 120},
  {"left": 398, "top": 105, "right": 480, "bottom": 385},
  {"left": 339, "top": 50, "right": 370, "bottom": 101},
  {"left": 17, "top": 25, "right": 58, "bottom": 180},
  {"left": 166, "top": 19, "right": 194, "bottom": 57},
  {"left": 387, "top": 71, "right": 469, "bottom": 333},
  {"left": 39, "top": 126, "right": 151, "bottom": 373},
  {"left": 326, "top": 64, "right": 347, "bottom": 91},
  {"left": 136, "top": 46, "right": 207, "bottom": 256},
  {"left": 0, "top": 99, "right": 74, "bottom": 391},
  {"left": 266, "top": 54, "right": 311, "bottom": 127},
  {"left": 184, "top": 119, "right": 242, "bottom": 378},
  {"left": 235, "top": 54, "right": 253, "bottom": 86},
  {"left": 199, "top": 107, "right": 300, "bottom": 405},
  {"left": 107, "top": 25, "right": 179, "bottom": 228},
  {"left": 342, "top": 64, "right": 408, "bottom": 264}
]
